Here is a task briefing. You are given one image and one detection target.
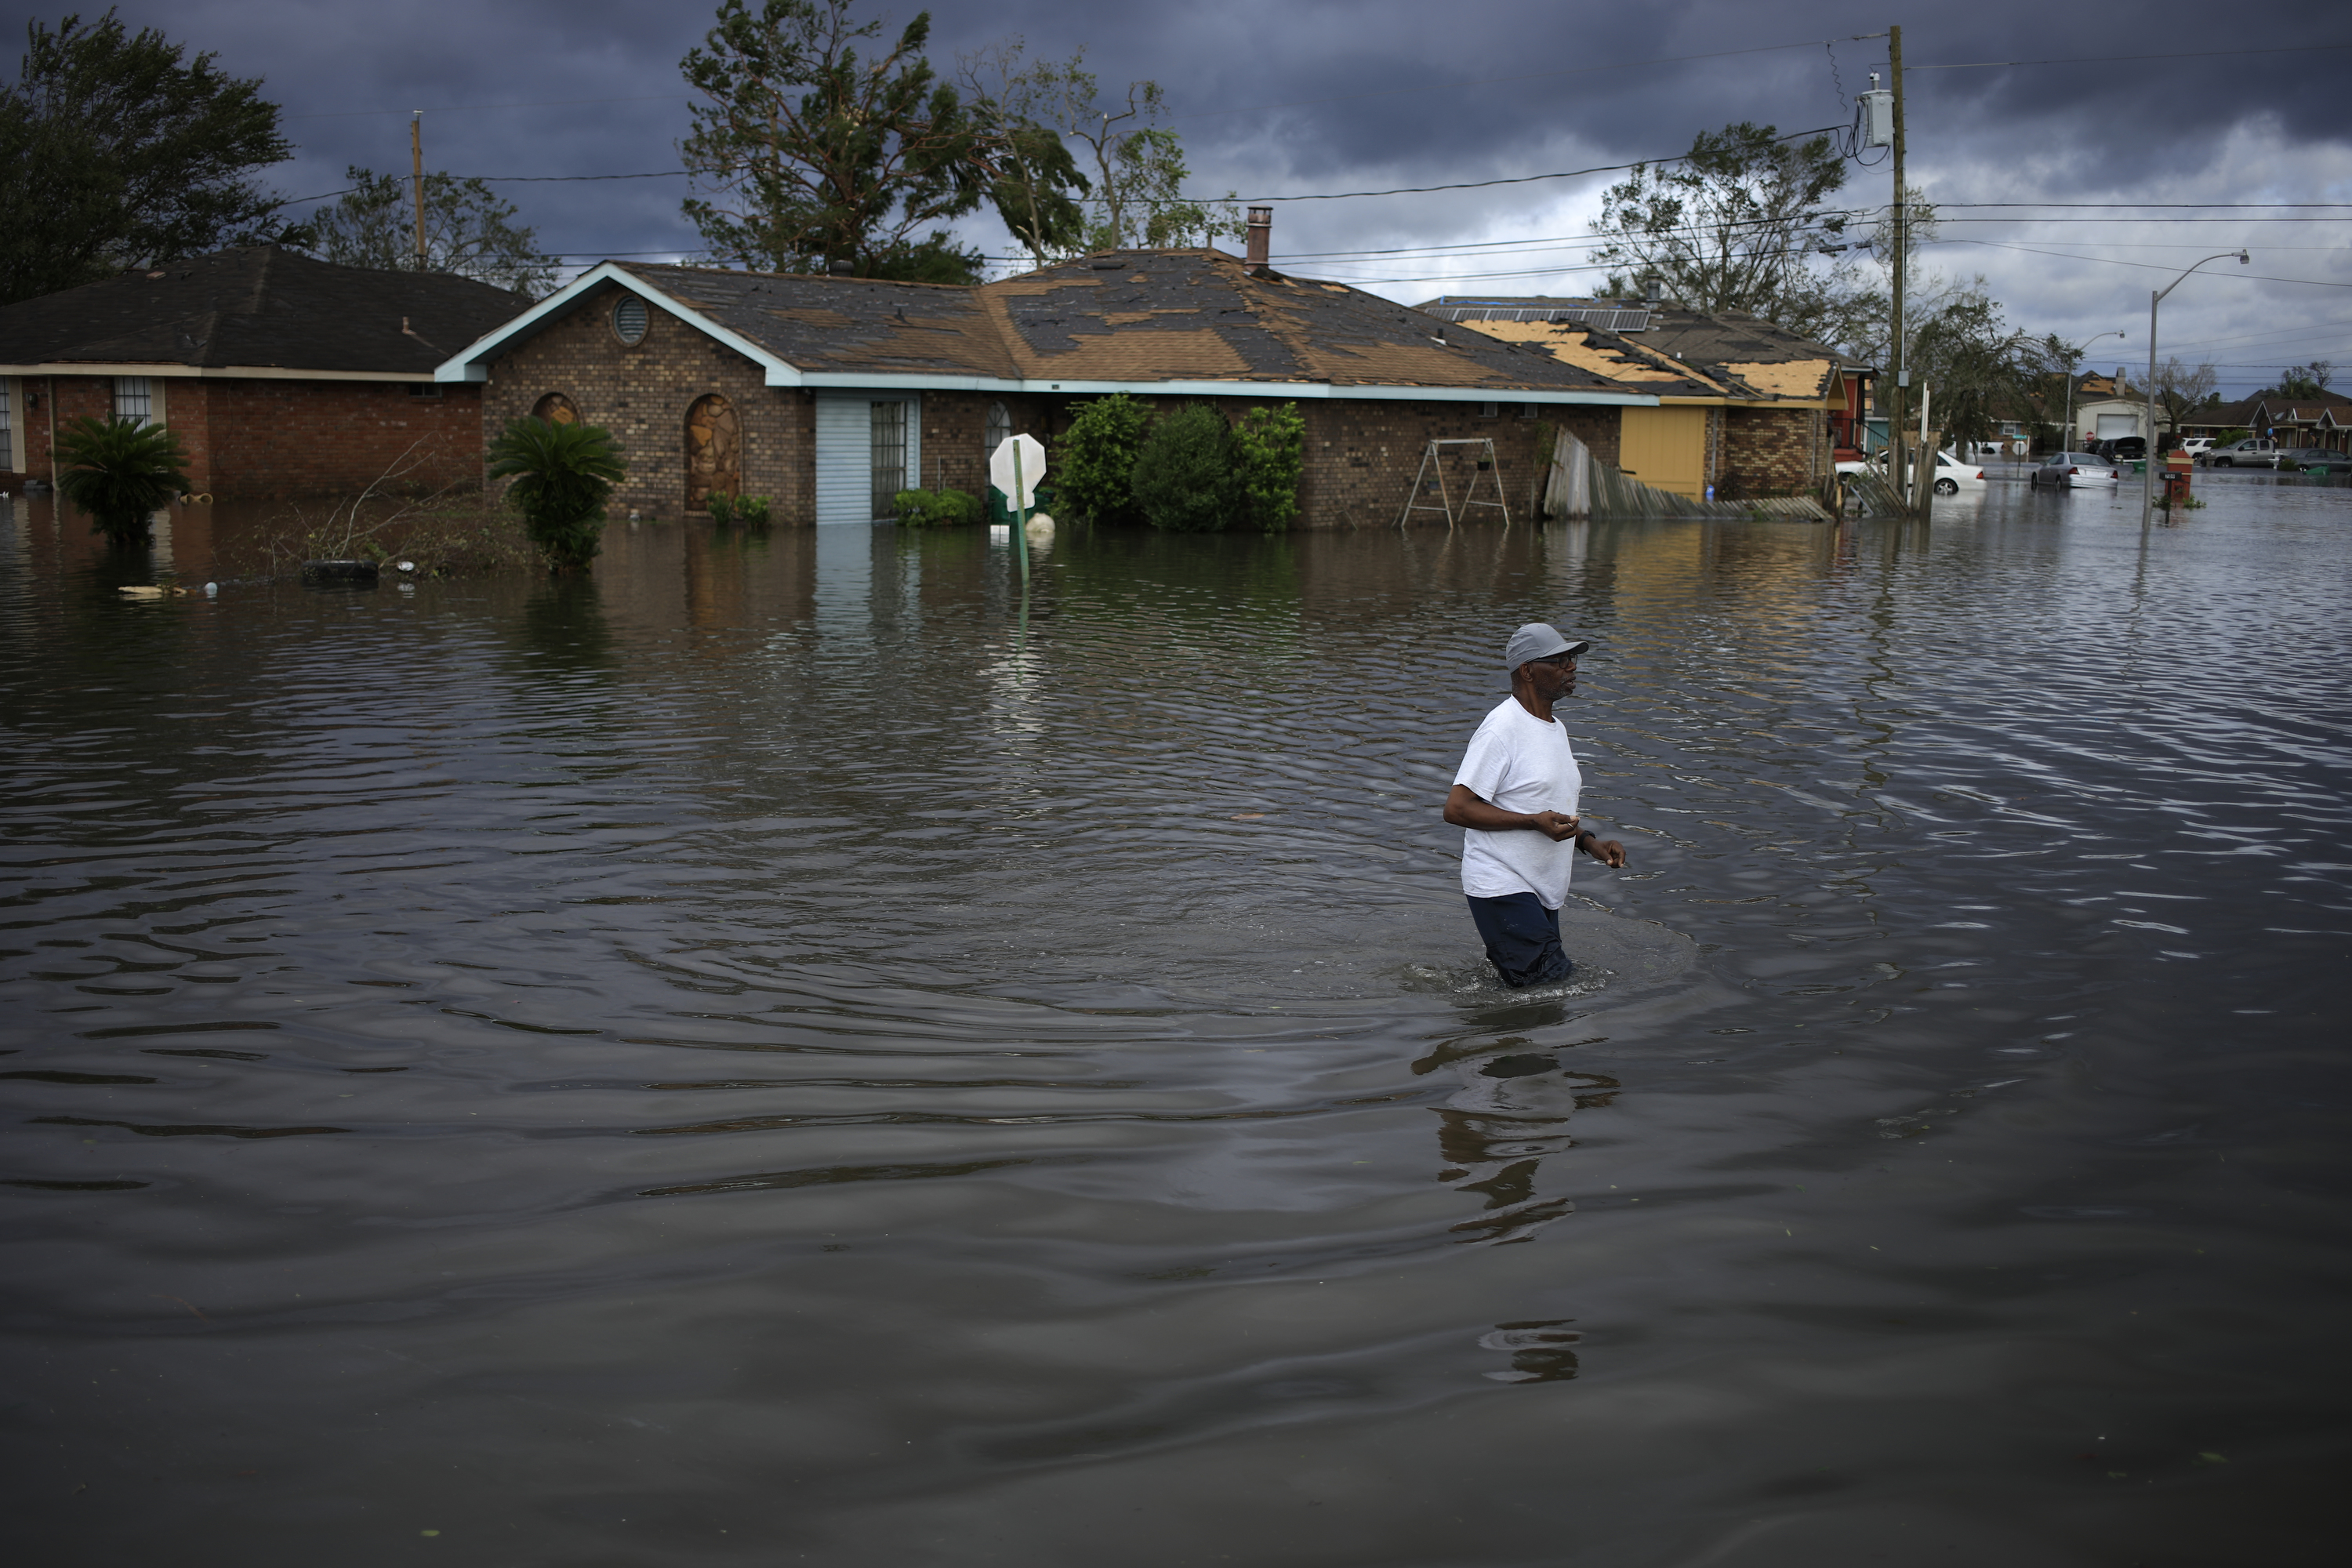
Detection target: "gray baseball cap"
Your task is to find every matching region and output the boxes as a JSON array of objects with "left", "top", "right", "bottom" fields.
[{"left": 1503, "top": 622, "right": 1591, "bottom": 670}]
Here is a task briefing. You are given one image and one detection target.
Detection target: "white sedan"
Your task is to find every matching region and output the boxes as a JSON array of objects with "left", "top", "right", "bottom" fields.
[
  {"left": 2028, "top": 452, "right": 2122, "bottom": 490},
  {"left": 1835, "top": 449, "right": 1988, "bottom": 495}
]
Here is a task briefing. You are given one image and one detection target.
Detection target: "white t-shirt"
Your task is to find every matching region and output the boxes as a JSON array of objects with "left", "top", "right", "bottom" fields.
[{"left": 1453, "top": 697, "right": 1584, "bottom": 908}]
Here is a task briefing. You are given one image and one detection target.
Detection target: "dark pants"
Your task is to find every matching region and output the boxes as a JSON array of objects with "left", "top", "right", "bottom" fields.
[{"left": 1467, "top": 893, "right": 1573, "bottom": 988}]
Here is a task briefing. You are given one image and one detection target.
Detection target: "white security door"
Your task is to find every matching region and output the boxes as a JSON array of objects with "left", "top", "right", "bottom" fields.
[
  {"left": 814, "top": 392, "right": 922, "bottom": 524},
  {"left": 815, "top": 394, "right": 869, "bottom": 525}
]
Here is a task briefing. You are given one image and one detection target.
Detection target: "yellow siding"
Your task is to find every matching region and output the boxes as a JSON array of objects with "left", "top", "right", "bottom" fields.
[{"left": 1618, "top": 406, "right": 1708, "bottom": 498}]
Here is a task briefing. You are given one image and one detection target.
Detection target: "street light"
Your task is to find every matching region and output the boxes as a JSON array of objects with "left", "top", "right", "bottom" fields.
[
  {"left": 2144, "top": 251, "right": 2251, "bottom": 526},
  {"left": 2062, "top": 330, "right": 2126, "bottom": 449}
]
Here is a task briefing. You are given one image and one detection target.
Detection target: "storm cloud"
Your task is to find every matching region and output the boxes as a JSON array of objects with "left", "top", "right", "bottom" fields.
[{"left": 7, "top": 0, "right": 2347, "bottom": 394}]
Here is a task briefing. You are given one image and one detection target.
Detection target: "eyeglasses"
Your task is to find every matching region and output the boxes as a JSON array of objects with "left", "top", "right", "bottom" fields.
[{"left": 1530, "top": 652, "right": 1580, "bottom": 667}]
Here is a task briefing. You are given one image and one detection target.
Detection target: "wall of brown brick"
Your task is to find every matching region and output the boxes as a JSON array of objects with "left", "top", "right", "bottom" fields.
[
  {"left": 1292, "top": 399, "right": 1619, "bottom": 528},
  {"left": 485, "top": 284, "right": 815, "bottom": 522},
  {"left": 1, "top": 372, "right": 482, "bottom": 499},
  {"left": 190, "top": 379, "right": 483, "bottom": 498},
  {"left": 1721, "top": 406, "right": 1829, "bottom": 498}
]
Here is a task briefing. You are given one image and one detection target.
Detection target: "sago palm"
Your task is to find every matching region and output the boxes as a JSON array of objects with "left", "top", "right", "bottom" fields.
[
  {"left": 54, "top": 416, "right": 190, "bottom": 545},
  {"left": 486, "top": 417, "right": 628, "bottom": 572}
]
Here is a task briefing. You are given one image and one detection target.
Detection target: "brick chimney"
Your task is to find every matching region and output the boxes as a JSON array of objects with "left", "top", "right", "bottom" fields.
[{"left": 1245, "top": 206, "right": 1272, "bottom": 268}]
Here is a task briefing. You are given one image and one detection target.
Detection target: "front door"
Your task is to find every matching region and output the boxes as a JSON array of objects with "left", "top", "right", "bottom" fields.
[
  {"left": 869, "top": 400, "right": 907, "bottom": 520},
  {"left": 685, "top": 394, "right": 740, "bottom": 510}
]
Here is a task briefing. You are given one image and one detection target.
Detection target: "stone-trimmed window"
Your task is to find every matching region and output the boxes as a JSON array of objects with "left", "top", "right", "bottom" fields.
[
  {"left": 985, "top": 398, "right": 1010, "bottom": 456},
  {"left": 533, "top": 393, "right": 580, "bottom": 425},
  {"left": 612, "top": 295, "right": 650, "bottom": 347}
]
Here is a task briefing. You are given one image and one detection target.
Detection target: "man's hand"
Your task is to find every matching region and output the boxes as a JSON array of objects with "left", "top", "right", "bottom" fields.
[
  {"left": 1445, "top": 786, "right": 1580, "bottom": 839},
  {"left": 1578, "top": 832, "right": 1628, "bottom": 868}
]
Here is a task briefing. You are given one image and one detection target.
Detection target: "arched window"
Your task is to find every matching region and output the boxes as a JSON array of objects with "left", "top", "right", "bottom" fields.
[
  {"left": 611, "top": 295, "right": 649, "bottom": 347},
  {"left": 985, "top": 399, "right": 1011, "bottom": 456},
  {"left": 533, "top": 393, "right": 579, "bottom": 425}
]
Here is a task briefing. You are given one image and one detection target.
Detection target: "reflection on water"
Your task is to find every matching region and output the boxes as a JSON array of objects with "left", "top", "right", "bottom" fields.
[{"left": 2, "top": 477, "right": 2347, "bottom": 1565}]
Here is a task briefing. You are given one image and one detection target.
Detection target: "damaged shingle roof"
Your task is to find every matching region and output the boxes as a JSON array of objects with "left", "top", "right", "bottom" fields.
[
  {"left": 619, "top": 250, "right": 1627, "bottom": 394},
  {"left": 0, "top": 245, "right": 528, "bottom": 372},
  {"left": 624, "top": 264, "right": 1018, "bottom": 379}
]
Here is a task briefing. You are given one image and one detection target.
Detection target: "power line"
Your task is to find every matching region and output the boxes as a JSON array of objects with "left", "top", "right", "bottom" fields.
[
  {"left": 1908, "top": 42, "right": 2352, "bottom": 70},
  {"left": 284, "top": 95, "right": 685, "bottom": 122},
  {"left": 1944, "top": 238, "right": 2352, "bottom": 288}
]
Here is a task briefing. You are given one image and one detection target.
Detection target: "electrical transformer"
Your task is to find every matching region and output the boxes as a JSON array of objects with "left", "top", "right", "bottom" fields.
[{"left": 1859, "top": 89, "right": 1894, "bottom": 148}]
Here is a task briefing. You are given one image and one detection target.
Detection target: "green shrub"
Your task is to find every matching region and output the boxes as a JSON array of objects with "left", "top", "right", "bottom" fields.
[
  {"left": 54, "top": 416, "right": 189, "bottom": 544},
  {"left": 1131, "top": 404, "right": 1239, "bottom": 532},
  {"left": 733, "top": 494, "right": 771, "bottom": 527},
  {"left": 706, "top": 492, "right": 734, "bottom": 524},
  {"left": 893, "top": 486, "right": 982, "bottom": 525},
  {"left": 486, "top": 417, "right": 627, "bottom": 572},
  {"left": 1054, "top": 394, "right": 1151, "bottom": 524},
  {"left": 1233, "top": 401, "right": 1305, "bottom": 532}
]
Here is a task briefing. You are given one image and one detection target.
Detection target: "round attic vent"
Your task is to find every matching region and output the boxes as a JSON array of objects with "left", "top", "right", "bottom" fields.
[{"left": 612, "top": 295, "right": 649, "bottom": 346}]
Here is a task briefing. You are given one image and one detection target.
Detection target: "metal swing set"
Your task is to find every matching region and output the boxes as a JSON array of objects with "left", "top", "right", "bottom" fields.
[{"left": 1396, "top": 438, "right": 1510, "bottom": 528}]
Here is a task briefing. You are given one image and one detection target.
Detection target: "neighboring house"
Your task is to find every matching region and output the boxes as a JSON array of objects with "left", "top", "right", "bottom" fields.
[
  {"left": 434, "top": 249, "right": 1653, "bottom": 527},
  {"left": 2173, "top": 392, "right": 2352, "bottom": 448},
  {"left": 2245, "top": 390, "right": 2352, "bottom": 450},
  {"left": 2177, "top": 396, "right": 2261, "bottom": 441},
  {"left": 0, "top": 245, "right": 526, "bottom": 497},
  {"left": 1414, "top": 297, "right": 1866, "bottom": 500},
  {"left": 2070, "top": 370, "right": 2151, "bottom": 446}
]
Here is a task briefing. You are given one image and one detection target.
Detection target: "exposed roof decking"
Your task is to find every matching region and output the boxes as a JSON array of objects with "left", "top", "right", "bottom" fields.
[{"left": 1416, "top": 292, "right": 1862, "bottom": 401}]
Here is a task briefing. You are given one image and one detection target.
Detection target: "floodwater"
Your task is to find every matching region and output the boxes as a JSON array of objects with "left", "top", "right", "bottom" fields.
[{"left": 3, "top": 472, "right": 2346, "bottom": 1566}]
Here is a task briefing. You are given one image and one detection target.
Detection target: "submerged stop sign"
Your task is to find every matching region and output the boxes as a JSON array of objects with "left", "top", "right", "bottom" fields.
[{"left": 989, "top": 434, "right": 1047, "bottom": 510}]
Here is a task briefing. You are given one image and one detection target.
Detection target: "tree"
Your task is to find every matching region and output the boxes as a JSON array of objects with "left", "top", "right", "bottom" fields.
[
  {"left": 487, "top": 417, "right": 627, "bottom": 573},
  {"left": 2275, "top": 361, "right": 2333, "bottom": 397},
  {"left": 1589, "top": 122, "right": 1851, "bottom": 333},
  {"left": 680, "top": 0, "right": 996, "bottom": 281},
  {"left": 2152, "top": 357, "right": 2219, "bottom": 437},
  {"left": 303, "top": 166, "right": 554, "bottom": 296},
  {"left": 0, "top": 9, "right": 294, "bottom": 305},
  {"left": 1906, "top": 288, "right": 2033, "bottom": 450},
  {"left": 964, "top": 45, "right": 1238, "bottom": 260},
  {"left": 957, "top": 42, "right": 1092, "bottom": 267},
  {"left": 1086, "top": 127, "right": 1244, "bottom": 251},
  {"left": 54, "top": 415, "right": 189, "bottom": 544}
]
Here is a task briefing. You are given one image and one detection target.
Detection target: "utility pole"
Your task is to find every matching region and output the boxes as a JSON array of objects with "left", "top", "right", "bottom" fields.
[
  {"left": 1888, "top": 24, "right": 1911, "bottom": 514},
  {"left": 411, "top": 111, "right": 427, "bottom": 270}
]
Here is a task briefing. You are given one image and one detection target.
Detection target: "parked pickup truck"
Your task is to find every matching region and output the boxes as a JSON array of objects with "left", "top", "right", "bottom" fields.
[{"left": 2202, "top": 438, "right": 2285, "bottom": 469}]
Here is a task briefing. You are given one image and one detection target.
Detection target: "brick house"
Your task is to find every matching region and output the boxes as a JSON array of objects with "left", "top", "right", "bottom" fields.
[
  {"left": 434, "top": 248, "right": 1653, "bottom": 527},
  {"left": 0, "top": 245, "right": 525, "bottom": 498},
  {"left": 1416, "top": 297, "right": 1866, "bottom": 500}
]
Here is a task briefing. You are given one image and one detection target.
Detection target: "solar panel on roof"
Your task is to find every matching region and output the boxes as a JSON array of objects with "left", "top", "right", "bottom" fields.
[{"left": 1432, "top": 303, "right": 1650, "bottom": 331}]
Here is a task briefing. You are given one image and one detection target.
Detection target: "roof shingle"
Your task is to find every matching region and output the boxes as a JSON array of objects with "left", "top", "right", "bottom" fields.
[{"left": 0, "top": 246, "right": 528, "bottom": 373}]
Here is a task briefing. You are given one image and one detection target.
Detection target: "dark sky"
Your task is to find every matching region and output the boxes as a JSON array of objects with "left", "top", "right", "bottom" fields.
[{"left": 10, "top": 0, "right": 2350, "bottom": 394}]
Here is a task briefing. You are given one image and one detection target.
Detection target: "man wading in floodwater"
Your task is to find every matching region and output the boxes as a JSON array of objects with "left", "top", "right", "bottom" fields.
[{"left": 1443, "top": 623, "right": 1628, "bottom": 988}]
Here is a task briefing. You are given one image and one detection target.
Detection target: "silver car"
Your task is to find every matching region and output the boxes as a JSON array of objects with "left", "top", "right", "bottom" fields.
[{"left": 2031, "top": 452, "right": 2122, "bottom": 490}]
